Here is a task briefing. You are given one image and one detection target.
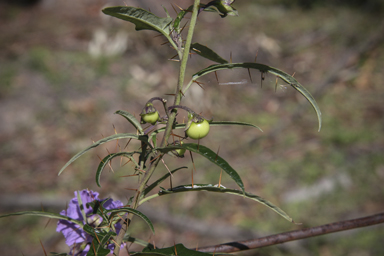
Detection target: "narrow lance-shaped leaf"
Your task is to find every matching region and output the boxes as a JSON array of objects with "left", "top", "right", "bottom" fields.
[
  {"left": 115, "top": 110, "right": 144, "bottom": 135},
  {"left": 102, "top": 7, "right": 172, "bottom": 33},
  {"left": 157, "top": 143, "right": 245, "bottom": 193},
  {"left": 105, "top": 207, "right": 155, "bottom": 234},
  {"left": 173, "top": 5, "right": 193, "bottom": 30},
  {"left": 58, "top": 134, "right": 151, "bottom": 176},
  {"left": 95, "top": 151, "right": 140, "bottom": 187},
  {"left": 77, "top": 191, "right": 87, "bottom": 224},
  {"left": 156, "top": 184, "right": 293, "bottom": 222},
  {"left": 150, "top": 121, "right": 262, "bottom": 142},
  {"left": 83, "top": 224, "right": 116, "bottom": 256},
  {"left": 102, "top": 7, "right": 176, "bottom": 49},
  {"left": 123, "top": 235, "right": 154, "bottom": 248},
  {"left": 192, "top": 62, "right": 322, "bottom": 131},
  {"left": 84, "top": 227, "right": 111, "bottom": 256},
  {"left": 191, "top": 43, "right": 228, "bottom": 64},
  {"left": 0, "top": 211, "right": 84, "bottom": 227}
]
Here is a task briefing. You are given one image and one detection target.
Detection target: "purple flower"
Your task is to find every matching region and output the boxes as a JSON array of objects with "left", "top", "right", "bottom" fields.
[{"left": 57, "top": 190, "right": 124, "bottom": 256}]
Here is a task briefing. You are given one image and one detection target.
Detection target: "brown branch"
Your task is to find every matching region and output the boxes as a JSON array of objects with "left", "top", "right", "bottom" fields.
[{"left": 196, "top": 212, "right": 384, "bottom": 253}]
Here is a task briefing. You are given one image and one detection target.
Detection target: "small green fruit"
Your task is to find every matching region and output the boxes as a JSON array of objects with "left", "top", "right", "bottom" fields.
[
  {"left": 175, "top": 141, "right": 186, "bottom": 157},
  {"left": 140, "top": 102, "right": 159, "bottom": 124},
  {"left": 141, "top": 111, "right": 159, "bottom": 125},
  {"left": 186, "top": 119, "right": 210, "bottom": 140}
]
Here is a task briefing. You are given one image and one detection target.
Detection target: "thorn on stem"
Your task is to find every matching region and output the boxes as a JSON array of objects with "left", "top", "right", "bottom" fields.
[
  {"left": 124, "top": 138, "right": 132, "bottom": 150},
  {"left": 248, "top": 68, "right": 253, "bottom": 83},
  {"left": 215, "top": 146, "right": 220, "bottom": 162},
  {"left": 39, "top": 239, "right": 48, "bottom": 256},
  {"left": 171, "top": 4, "right": 178, "bottom": 14},
  {"left": 214, "top": 71, "right": 219, "bottom": 84},
  {"left": 218, "top": 169, "right": 223, "bottom": 187},
  {"left": 275, "top": 77, "right": 278, "bottom": 92},
  {"left": 44, "top": 218, "right": 51, "bottom": 229},
  {"left": 194, "top": 80, "right": 205, "bottom": 89}
]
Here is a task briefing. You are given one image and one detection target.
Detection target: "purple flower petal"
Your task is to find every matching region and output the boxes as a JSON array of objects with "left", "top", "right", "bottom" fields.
[{"left": 57, "top": 189, "right": 124, "bottom": 255}]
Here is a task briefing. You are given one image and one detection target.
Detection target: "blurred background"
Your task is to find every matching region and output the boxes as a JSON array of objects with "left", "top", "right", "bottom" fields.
[{"left": 0, "top": 0, "right": 383, "bottom": 255}]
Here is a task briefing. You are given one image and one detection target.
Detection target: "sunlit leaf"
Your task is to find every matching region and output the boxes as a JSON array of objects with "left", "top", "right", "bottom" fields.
[
  {"left": 102, "top": 7, "right": 176, "bottom": 49},
  {"left": 58, "top": 134, "right": 151, "bottom": 176},
  {"left": 157, "top": 144, "right": 245, "bottom": 193},
  {"left": 191, "top": 43, "right": 228, "bottom": 64},
  {"left": 106, "top": 207, "right": 155, "bottom": 234},
  {"left": 157, "top": 184, "right": 293, "bottom": 222},
  {"left": 192, "top": 62, "right": 322, "bottom": 131},
  {"left": 115, "top": 110, "right": 144, "bottom": 135},
  {"left": 102, "top": 7, "right": 172, "bottom": 33}
]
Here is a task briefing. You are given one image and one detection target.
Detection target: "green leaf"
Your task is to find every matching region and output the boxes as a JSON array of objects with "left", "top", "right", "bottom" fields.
[
  {"left": 157, "top": 144, "right": 245, "bottom": 193},
  {"left": 191, "top": 43, "right": 228, "bottom": 64},
  {"left": 123, "top": 235, "right": 154, "bottom": 248},
  {"left": 96, "top": 152, "right": 139, "bottom": 187},
  {"left": 102, "top": 7, "right": 172, "bottom": 33},
  {"left": 77, "top": 190, "right": 87, "bottom": 224},
  {"left": 158, "top": 184, "right": 293, "bottom": 222},
  {"left": 201, "top": 0, "right": 238, "bottom": 18},
  {"left": 0, "top": 211, "right": 84, "bottom": 227},
  {"left": 150, "top": 120, "right": 261, "bottom": 142},
  {"left": 173, "top": 5, "right": 193, "bottom": 30},
  {"left": 85, "top": 227, "right": 112, "bottom": 256},
  {"left": 86, "top": 244, "right": 110, "bottom": 256},
  {"left": 102, "top": 7, "right": 176, "bottom": 49},
  {"left": 192, "top": 62, "right": 322, "bottom": 131},
  {"left": 141, "top": 243, "right": 213, "bottom": 256},
  {"left": 162, "top": 5, "right": 171, "bottom": 18},
  {"left": 142, "top": 166, "right": 188, "bottom": 198},
  {"left": 115, "top": 110, "right": 144, "bottom": 135},
  {"left": 105, "top": 207, "right": 155, "bottom": 234},
  {"left": 58, "top": 134, "right": 151, "bottom": 176}
]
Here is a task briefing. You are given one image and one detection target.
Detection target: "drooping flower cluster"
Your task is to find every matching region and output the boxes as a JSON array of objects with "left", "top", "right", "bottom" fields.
[{"left": 57, "top": 190, "right": 124, "bottom": 256}]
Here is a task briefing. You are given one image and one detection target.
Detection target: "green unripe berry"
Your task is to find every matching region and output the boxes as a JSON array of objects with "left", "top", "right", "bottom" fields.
[
  {"left": 186, "top": 119, "right": 210, "bottom": 140},
  {"left": 141, "top": 111, "right": 159, "bottom": 125},
  {"left": 175, "top": 141, "right": 186, "bottom": 157},
  {"left": 140, "top": 102, "right": 159, "bottom": 125}
]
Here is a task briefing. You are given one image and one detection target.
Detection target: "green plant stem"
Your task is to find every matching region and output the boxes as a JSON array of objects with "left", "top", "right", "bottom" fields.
[
  {"left": 159, "top": 0, "right": 201, "bottom": 148},
  {"left": 113, "top": 1, "right": 201, "bottom": 255}
]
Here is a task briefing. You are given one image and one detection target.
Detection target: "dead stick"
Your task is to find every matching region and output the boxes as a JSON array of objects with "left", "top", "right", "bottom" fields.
[{"left": 196, "top": 212, "right": 384, "bottom": 253}]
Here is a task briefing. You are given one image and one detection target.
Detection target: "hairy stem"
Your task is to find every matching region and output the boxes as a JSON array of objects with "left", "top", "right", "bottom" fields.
[{"left": 160, "top": 0, "right": 200, "bottom": 147}]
